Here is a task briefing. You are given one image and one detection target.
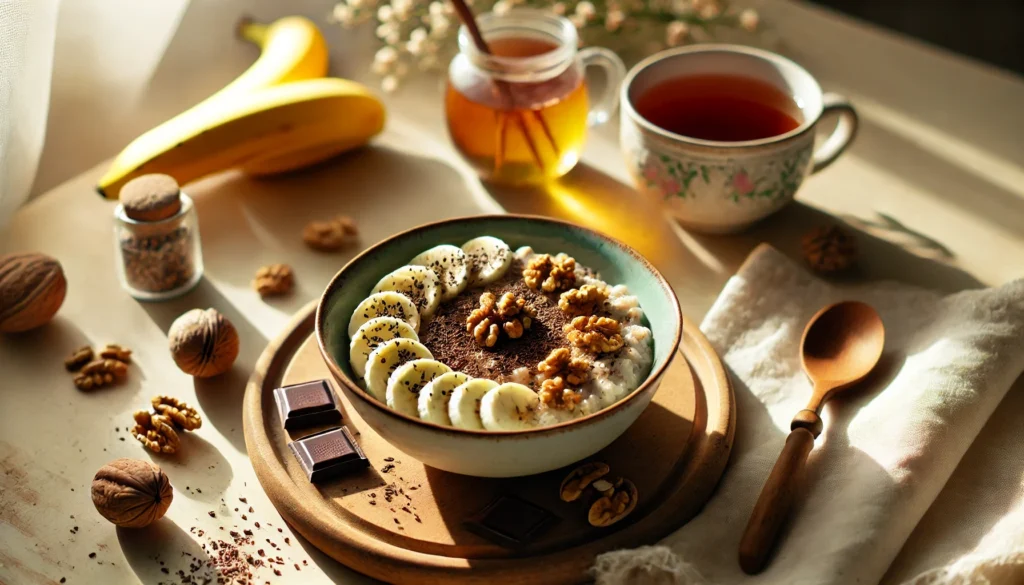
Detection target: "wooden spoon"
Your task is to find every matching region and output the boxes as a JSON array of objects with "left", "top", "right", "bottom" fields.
[{"left": 738, "top": 301, "right": 885, "bottom": 574}]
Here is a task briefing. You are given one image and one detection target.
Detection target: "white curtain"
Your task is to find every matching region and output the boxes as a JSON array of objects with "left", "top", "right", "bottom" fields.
[{"left": 0, "top": 0, "right": 59, "bottom": 228}]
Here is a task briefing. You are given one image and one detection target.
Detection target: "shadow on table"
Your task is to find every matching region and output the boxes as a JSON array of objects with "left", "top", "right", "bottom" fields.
[
  {"left": 182, "top": 143, "right": 495, "bottom": 316},
  {"left": 848, "top": 116, "right": 1024, "bottom": 238},
  {"left": 118, "top": 517, "right": 215, "bottom": 584},
  {"left": 140, "top": 277, "right": 267, "bottom": 454},
  {"left": 146, "top": 431, "right": 234, "bottom": 504},
  {"left": 290, "top": 529, "right": 381, "bottom": 585},
  {"left": 483, "top": 162, "right": 984, "bottom": 309}
]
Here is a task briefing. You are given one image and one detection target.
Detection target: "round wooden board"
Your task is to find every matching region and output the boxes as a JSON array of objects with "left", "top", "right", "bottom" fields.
[{"left": 243, "top": 301, "right": 735, "bottom": 584}]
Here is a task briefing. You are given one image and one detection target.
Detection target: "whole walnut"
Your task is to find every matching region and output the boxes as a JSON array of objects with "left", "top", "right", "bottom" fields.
[
  {"left": 91, "top": 458, "right": 173, "bottom": 528},
  {"left": 168, "top": 308, "right": 239, "bottom": 377},
  {"left": 0, "top": 252, "right": 67, "bottom": 333}
]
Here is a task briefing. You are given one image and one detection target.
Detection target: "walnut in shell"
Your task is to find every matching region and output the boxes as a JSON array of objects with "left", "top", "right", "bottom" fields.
[
  {"left": 0, "top": 252, "right": 67, "bottom": 333},
  {"left": 168, "top": 308, "right": 239, "bottom": 378},
  {"left": 91, "top": 458, "right": 173, "bottom": 528}
]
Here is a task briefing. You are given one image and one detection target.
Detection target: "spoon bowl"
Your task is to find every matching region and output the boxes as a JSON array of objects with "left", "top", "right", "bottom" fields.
[{"left": 801, "top": 301, "right": 886, "bottom": 397}]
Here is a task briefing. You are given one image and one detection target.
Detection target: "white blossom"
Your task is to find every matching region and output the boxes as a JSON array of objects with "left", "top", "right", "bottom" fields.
[
  {"left": 430, "top": 14, "right": 451, "bottom": 36},
  {"left": 392, "top": 0, "right": 413, "bottom": 19},
  {"left": 382, "top": 75, "right": 399, "bottom": 93},
  {"left": 699, "top": 3, "right": 720, "bottom": 19},
  {"left": 739, "top": 9, "right": 759, "bottom": 32},
  {"left": 666, "top": 20, "right": 689, "bottom": 46},
  {"left": 371, "top": 58, "right": 391, "bottom": 75},
  {"left": 332, "top": 4, "right": 354, "bottom": 24},
  {"left": 429, "top": 2, "right": 445, "bottom": 17},
  {"left": 375, "top": 46, "right": 399, "bottom": 65},
  {"left": 569, "top": 13, "right": 585, "bottom": 28},
  {"left": 377, "top": 4, "right": 394, "bottom": 21},
  {"left": 575, "top": 1, "right": 596, "bottom": 20},
  {"left": 551, "top": 2, "right": 566, "bottom": 15},
  {"left": 605, "top": 9, "right": 625, "bottom": 31},
  {"left": 347, "top": 0, "right": 365, "bottom": 9},
  {"left": 376, "top": 23, "right": 394, "bottom": 38},
  {"left": 407, "top": 27, "right": 429, "bottom": 54},
  {"left": 493, "top": 1, "right": 511, "bottom": 15}
]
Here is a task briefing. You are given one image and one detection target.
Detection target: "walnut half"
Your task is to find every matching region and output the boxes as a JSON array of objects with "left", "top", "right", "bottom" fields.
[
  {"left": 537, "top": 347, "right": 591, "bottom": 386},
  {"left": 587, "top": 477, "right": 638, "bottom": 527},
  {"left": 73, "top": 359, "right": 129, "bottom": 391},
  {"left": 466, "top": 292, "right": 534, "bottom": 348},
  {"left": 564, "top": 316, "right": 624, "bottom": 354},
  {"left": 539, "top": 377, "right": 583, "bottom": 411},
  {"left": 523, "top": 253, "right": 576, "bottom": 292},
  {"left": 559, "top": 462, "right": 610, "bottom": 502},
  {"left": 558, "top": 284, "right": 609, "bottom": 317},
  {"left": 132, "top": 411, "right": 180, "bottom": 454},
  {"left": 253, "top": 264, "right": 294, "bottom": 297},
  {"left": 152, "top": 395, "right": 202, "bottom": 431}
]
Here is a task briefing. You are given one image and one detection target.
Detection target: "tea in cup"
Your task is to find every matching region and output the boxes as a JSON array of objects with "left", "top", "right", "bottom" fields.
[{"left": 620, "top": 45, "right": 858, "bottom": 233}]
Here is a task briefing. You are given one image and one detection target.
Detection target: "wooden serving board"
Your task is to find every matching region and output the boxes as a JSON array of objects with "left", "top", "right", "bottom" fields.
[{"left": 243, "top": 301, "right": 735, "bottom": 584}]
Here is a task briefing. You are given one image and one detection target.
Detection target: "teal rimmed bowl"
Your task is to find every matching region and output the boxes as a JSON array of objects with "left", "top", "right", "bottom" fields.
[{"left": 315, "top": 215, "right": 682, "bottom": 477}]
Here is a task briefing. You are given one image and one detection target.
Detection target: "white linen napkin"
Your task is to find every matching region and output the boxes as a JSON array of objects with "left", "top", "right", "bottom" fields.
[{"left": 593, "top": 244, "right": 1024, "bottom": 585}]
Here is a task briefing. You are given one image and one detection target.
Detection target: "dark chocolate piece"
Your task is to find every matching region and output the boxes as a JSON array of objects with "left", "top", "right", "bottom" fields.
[
  {"left": 464, "top": 495, "right": 558, "bottom": 548},
  {"left": 274, "top": 380, "right": 342, "bottom": 431},
  {"left": 289, "top": 426, "right": 368, "bottom": 483}
]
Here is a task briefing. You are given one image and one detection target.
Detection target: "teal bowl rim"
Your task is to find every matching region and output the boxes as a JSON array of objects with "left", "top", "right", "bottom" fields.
[{"left": 314, "top": 214, "right": 683, "bottom": 437}]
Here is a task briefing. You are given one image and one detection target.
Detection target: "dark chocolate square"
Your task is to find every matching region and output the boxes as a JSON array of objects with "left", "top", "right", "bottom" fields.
[
  {"left": 289, "top": 426, "right": 368, "bottom": 483},
  {"left": 464, "top": 495, "right": 558, "bottom": 548},
  {"left": 274, "top": 380, "right": 342, "bottom": 431}
]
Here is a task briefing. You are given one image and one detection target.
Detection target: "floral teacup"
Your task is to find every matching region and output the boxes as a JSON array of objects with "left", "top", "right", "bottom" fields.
[{"left": 620, "top": 45, "right": 858, "bottom": 234}]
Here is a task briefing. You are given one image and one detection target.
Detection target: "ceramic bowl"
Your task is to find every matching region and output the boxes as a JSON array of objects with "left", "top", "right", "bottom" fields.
[{"left": 316, "top": 215, "right": 682, "bottom": 477}]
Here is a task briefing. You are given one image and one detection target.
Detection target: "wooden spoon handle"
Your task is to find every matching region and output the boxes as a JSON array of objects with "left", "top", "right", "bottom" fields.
[{"left": 738, "top": 427, "right": 816, "bottom": 574}]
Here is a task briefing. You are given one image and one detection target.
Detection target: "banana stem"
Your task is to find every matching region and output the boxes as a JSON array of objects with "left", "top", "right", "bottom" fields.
[{"left": 237, "top": 17, "right": 268, "bottom": 47}]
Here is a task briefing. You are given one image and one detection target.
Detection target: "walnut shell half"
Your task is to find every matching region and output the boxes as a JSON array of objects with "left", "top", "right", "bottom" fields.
[
  {"left": 587, "top": 477, "right": 638, "bottom": 527},
  {"left": 168, "top": 308, "right": 239, "bottom": 378},
  {"left": 91, "top": 458, "right": 173, "bottom": 528},
  {"left": 560, "top": 461, "right": 610, "bottom": 502},
  {"left": 0, "top": 252, "right": 67, "bottom": 333}
]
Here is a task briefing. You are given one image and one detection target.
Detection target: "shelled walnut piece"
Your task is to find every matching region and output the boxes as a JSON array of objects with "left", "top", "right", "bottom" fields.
[
  {"left": 565, "top": 315, "right": 624, "bottom": 354},
  {"left": 152, "top": 395, "right": 202, "bottom": 431},
  {"left": 253, "top": 263, "right": 294, "bottom": 297},
  {"left": 523, "top": 253, "right": 576, "bottom": 293},
  {"left": 587, "top": 477, "right": 638, "bottom": 527},
  {"left": 560, "top": 462, "right": 611, "bottom": 502},
  {"left": 64, "top": 346, "right": 94, "bottom": 371},
  {"left": 74, "top": 359, "right": 129, "bottom": 391},
  {"left": 99, "top": 343, "right": 132, "bottom": 363},
  {"left": 802, "top": 225, "right": 857, "bottom": 274},
  {"left": 303, "top": 215, "right": 358, "bottom": 251},
  {"left": 132, "top": 411, "right": 180, "bottom": 454},
  {"left": 537, "top": 347, "right": 590, "bottom": 386},
  {"left": 538, "top": 377, "right": 583, "bottom": 411},
  {"left": 559, "top": 284, "right": 608, "bottom": 317},
  {"left": 466, "top": 291, "right": 534, "bottom": 348}
]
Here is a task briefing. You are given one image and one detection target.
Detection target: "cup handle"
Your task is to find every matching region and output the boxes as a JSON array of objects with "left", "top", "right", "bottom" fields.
[
  {"left": 811, "top": 93, "right": 859, "bottom": 173},
  {"left": 579, "top": 47, "right": 626, "bottom": 127}
]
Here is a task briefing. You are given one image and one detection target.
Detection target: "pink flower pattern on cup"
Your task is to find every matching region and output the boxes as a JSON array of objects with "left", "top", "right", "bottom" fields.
[{"left": 732, "top": 171, "right": 754, "bottom": 195}]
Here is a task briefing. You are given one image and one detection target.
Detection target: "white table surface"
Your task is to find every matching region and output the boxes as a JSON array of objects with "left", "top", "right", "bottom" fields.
[{"left": 3, "top": 1, "right": 1024, "bottom": 584}]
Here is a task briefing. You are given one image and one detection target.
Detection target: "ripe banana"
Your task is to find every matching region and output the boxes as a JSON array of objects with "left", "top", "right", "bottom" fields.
[
  {"left": 97, "top": 78, "right": 385, "bottom": 198},
  {"left": 97, "top": 16, "right": 384, "bottom": 199}
]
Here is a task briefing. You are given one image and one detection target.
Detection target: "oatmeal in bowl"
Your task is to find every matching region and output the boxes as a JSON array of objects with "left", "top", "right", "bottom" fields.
[{"left": 317, "top": 215, "right": 680, "bottom": 477}]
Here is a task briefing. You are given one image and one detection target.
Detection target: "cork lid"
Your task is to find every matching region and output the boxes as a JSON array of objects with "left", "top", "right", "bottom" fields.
[{"left": 120, "top": 174, "right": 182, "bottom": 222}]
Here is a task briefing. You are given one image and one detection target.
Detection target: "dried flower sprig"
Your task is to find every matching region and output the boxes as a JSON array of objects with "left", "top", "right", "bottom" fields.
[{"left": 331, "top": 0, "right": 761, "bottom": 92}]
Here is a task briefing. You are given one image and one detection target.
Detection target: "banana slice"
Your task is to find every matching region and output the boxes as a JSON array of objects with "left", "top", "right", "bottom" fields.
[
  {"left": 348, "top": 317, "right": 419, "bottom": 379},
  {"left": 448, "top": 379, "right": 498, "bottom": 430},
  {"left": 348, "top": 292, "right": 420, "bottom": 337},
  {"left": 461, "top": 236, "right": 513, "bottom": 287},
  {"left": 372, "top": 265, "right": 442, "bottom": 320},
  {"left": 410, "top": 244, "right": 469, "bottom": 302},
  {"left": 418, "top": 371, "right": 470, "bottom": 426},
  {"left": 386, "top": 359, "right": 452, "bottom": 417},
  {"left": 480, "top": 383, "right": 540, "bottom": 431},
  {"left": 364, "top": 338, "right": 433, "bottom": 402}
]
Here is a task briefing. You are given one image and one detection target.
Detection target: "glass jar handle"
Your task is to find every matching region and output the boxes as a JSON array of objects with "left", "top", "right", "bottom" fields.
[{"left": 579, "top": 47, "right": 626, "bottom": 127}]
